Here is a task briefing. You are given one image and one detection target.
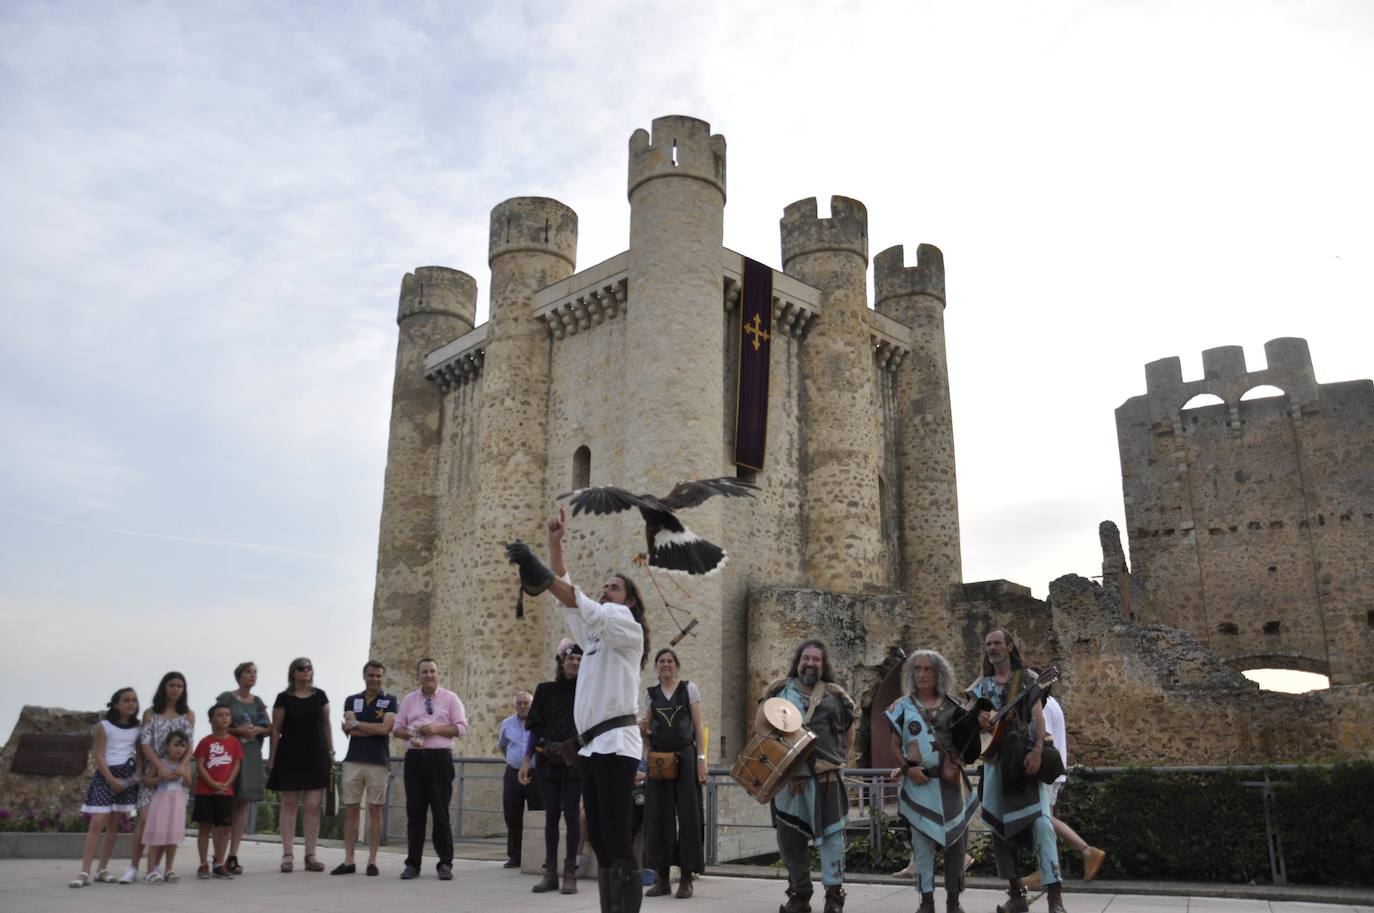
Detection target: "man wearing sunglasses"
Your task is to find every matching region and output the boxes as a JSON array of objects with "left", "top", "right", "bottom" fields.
[{"left": 393, "top": 658, "right": 468, "bottom": 881}]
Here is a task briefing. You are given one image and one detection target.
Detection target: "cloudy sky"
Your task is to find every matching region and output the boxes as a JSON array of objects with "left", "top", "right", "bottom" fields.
[{"left": 2, "top": 1, "right": 1369, "bottom": 743}]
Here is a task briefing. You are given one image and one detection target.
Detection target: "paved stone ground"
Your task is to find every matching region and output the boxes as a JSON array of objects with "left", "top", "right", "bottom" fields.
[{"left": 6, "top": 840, "right": 1371, "bottom": 913}]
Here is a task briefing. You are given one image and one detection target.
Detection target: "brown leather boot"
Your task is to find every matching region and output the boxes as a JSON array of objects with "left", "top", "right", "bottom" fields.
[
  {"left": 532, "top": 862, "right": 559, "bottom": 893},
  {"left": 646, "top": 870, "right": 672, "bottom": 897},
  {"left": 676, "top": 870, "right": 694, "bottom": 898},
  {"left": 561, "top": 860, "right": 579, "bottom": 894},
  {"left": 1046, "top": 883, "right": 1066, "bottom": 913},
  {"left": 995, "top": 880, "right": 1029, "bottom": 913}
]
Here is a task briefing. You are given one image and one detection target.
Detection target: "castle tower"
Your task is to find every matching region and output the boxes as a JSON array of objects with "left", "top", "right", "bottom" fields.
[
  {"left": 370, "top": 267, "right": 476, "bottom": 680},
  {"left": 625, "top": 115, "right": 728, "bottom": 487},
  {"left": 445, "top": 197, "right": 580, "bottom": 733},
  {"left": 623, "top": 115, "right": 731, "bottom": 742},
  {"left": 874, "top": 244, "right": 962, "bottom": 618},
  {"left": 781, "top": 197, "right": 883, "bottom": 591}
]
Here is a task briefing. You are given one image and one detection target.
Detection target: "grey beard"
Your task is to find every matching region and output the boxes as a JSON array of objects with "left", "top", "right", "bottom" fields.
[{"left": 799, "top": 668, "right": 819, "bottom": 687}]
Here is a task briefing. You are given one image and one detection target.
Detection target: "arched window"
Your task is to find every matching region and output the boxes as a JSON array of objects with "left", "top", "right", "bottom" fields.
[
  {"left": 572, "top": 446, "right": 591, "bottom": 490},
  {"left": 1239, "top": 384, "right": 1285, "bottom": 401},
  {"left": 1181, "top": 393, "right": 1226, "bottom": 411}
]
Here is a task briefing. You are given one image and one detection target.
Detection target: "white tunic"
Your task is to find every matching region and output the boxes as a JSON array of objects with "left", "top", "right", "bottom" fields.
[
  {"left": 557, "top": 574, "right": 644, "bottom": 761},
  {"left": 1043, "top": 695, "right": 1068, "bottom": 785}
]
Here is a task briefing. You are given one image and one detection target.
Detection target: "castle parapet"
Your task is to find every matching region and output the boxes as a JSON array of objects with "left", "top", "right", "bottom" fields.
[
  {"left": 874, "top": 243, "right": 945, "bottom": 308},
  {"left": 780, "top": 196, "right": 868, "bottom": 267},
  {"left": 1123, "top": 337, "right": 1322, "bottom": 428},
  {"left": 397, "top": 267, "right": 477, "bottom": 326},
  {"left": 627, "top": 115, "right": 726, "bottom": 201},
  {"left": 488, "top": 197, "right": 578, "bottom": 268}
]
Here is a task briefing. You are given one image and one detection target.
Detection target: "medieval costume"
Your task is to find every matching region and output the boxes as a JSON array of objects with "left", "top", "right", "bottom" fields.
[
  {"left": 765, "top": 676, "right": 855, "bottom": 913},
  {"left": 885, "top": 694, "right": 978, "bottom": 909}
]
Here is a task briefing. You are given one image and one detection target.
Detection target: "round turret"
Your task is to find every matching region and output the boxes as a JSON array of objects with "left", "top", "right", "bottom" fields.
[
  {"left": 780, "top": 196, "right": 868, "bottom": 268},
  {"left": 396, "top": 266, "right": 477, "bottom": 326},
  {"left": 628, "top": 115, "right": 727, "bottom": 202},
  {"left": 488, "top": 197, "right": 578, "bottom": 269},
  {"left": 874, "top": 244, "right": 945, "bottom": 310}
]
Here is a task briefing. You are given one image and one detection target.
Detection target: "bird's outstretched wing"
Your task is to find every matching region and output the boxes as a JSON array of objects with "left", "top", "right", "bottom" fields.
[
  {"left": 660, "top": 477, "right": 757, "bottom": 511},
  {"left": 557, "top": 486, "right": 648, "bottom": 517}
]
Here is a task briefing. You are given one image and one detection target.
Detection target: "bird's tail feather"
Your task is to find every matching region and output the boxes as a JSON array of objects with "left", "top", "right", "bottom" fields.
[{"left": 651, "top": 528, "right": 728, "bottom": 576}]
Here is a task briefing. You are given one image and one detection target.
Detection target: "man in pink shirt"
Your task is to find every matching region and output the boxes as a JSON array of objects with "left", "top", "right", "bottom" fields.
[{"left": 392, "top": 658, "right": 468, "bottom": 881}]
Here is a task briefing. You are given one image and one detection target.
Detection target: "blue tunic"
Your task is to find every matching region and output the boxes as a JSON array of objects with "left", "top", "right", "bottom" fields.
[
  {"left": 883, "top": 695, "right": 978, "bottom": 847},
  {"left": 966, "top": 675, "right": 1052, "bottom": 842},
  {"left": 769, "top": 679, "right": 852, "bottom": 842}
]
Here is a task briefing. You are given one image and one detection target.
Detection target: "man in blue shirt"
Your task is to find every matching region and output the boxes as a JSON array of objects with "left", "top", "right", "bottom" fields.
[
  {"left": 497, "top": 690, "right": 538, "bottom": 868},
  {"left": 333, "top": 661, "right": 397, "bottom": 876}
]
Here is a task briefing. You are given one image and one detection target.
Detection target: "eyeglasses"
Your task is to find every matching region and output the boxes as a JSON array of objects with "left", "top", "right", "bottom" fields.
[
  {"left": 294, "top": 665, "right": 313, "bottom": 673},
  {"left": 424, "top": 697, "right": 434, "bottom": 715}
]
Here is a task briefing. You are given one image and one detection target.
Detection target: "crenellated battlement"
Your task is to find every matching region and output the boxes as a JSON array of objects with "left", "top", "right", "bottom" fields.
[
  {"left": 396, "top": 266, "right": 477, "bottom": 325},
  {"left": 780, "top": 196, "right": 868, "bottom": 267},
  {"left": 488, "top": 197, "right": 578, "bottom": 268},
  {"left": 874, "top": 243, "right": 945, "bottom": 307},
  {"left": 1136, "top": 337, "right": 1320, "bottom": 411},
  {"left": 627, "top": 115, "right": 726, "bottom": 201}
]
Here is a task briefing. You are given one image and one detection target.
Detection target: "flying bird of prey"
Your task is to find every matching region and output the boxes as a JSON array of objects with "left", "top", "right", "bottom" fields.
[{"left": 557, "top": 477, "right": 757, "bottom": 575}]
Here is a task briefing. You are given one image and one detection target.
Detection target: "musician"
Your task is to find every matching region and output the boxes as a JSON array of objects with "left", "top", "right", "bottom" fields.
[
  {"left": 966, "top": 629, "right": 1064, "bottom": 913},
  {"left": 754, "top": 639, "right": 856, "bottom": 913},
  {"left": 506, "top": 509, "right": 651, "bottom": 913},
  {"left": 885, "top": 650, "right": 977, "bottom": 913}
]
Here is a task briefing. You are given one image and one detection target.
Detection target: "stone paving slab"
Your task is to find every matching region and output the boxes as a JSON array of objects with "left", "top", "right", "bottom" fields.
[{"left": 4, "top": 840, "right": 1370, "bottom": 913}]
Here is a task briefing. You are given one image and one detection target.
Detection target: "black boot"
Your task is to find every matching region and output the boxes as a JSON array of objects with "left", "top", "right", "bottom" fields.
[
  {"left": 561, "top": 859, "right": 579, "bottom": 894},
  {"left": 946, "top": 889, "right": 964, "bottom": 913},
  {"left": 598, "top": 867, "right": 615, "bottom": 913},
  {"left": 779, "top": 887, "right": 812, "bottom": 913},
  {"left": 996, "top": 880, "right": 1029, "bottom": 913},
  {"left": 823, "top": 885, "right": 845, "bottom": 913},
  {"left": 614, "top": 861, "right": 643, "bottom": 913},
  {"left": 532, "top": 861, "right": 559, "bottom": 893},
  {"left": 1046, "top": 883, "right": 1066, "bottom": 913},
  {"left": 917, "top": 891, "right": 935, "bottom": 913},
  {"left": 645, "top": 869, "right": 672, "bottom": 896}
]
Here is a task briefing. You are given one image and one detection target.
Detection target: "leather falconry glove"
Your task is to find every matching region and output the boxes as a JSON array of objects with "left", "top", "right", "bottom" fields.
[{"left": 506, "top": 540, "right": 555, "bottom": 618}]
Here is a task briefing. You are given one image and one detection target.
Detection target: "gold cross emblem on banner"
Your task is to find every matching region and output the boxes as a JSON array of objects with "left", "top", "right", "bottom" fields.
[{"left": 745, "top": 312, "right": 770, "bottom": 351}]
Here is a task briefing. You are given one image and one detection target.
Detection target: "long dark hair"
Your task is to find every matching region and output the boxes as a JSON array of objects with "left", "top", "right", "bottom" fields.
[
  {"left": 151, "top": 672, "right": 189, "bottom": 715},
  {"left": 104, "top": 687, "right": 137, "bottom": 723},
  {"left": 790, "top": 639, "right": 836, "bottom": 683},
  {"left": 613, "top": 572, "right": 651, "bottom": 670},
  {"left": 981, "top": 628, "right": 1026, "bottom": 677}
]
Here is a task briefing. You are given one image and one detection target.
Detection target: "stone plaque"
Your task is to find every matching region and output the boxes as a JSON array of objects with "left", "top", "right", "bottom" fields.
[{"left": 11, "top": 734, "right": 92, "bottom": 776}]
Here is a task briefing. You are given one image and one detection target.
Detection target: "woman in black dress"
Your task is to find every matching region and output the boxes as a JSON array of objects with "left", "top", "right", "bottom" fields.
[
  {"left": 266, "top": 657, "right": 333, "bottom": 872},
  {"left": 641, "top": 648, "right": 707, "bottom": 898},
  {"left": 520, "top": 639, "right": 583, "bottom": 894}
]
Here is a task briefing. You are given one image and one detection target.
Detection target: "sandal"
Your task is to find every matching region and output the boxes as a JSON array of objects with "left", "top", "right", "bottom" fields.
[
  {"left": 95, "top": 870, "right": 114, "bottom": 883},
  {"left": 304, "top": 855, "right": 325, "bottom": 872},
  {"left": 280, "top": 854, "right": 294, "bottom": 873},
  {"left": 165, "top": 871, "right": 180, "bottom": 884},
  {"left": 69, "top": 872, "right": 90, "bottom": 888},
  {"left": 226, "top": 855, "right": 243, "bottom": 875}
]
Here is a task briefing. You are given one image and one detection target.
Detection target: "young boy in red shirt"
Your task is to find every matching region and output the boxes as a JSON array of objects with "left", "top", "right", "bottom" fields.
[{"left": 194, "top": 703, "right": 243, "bottom": 879}]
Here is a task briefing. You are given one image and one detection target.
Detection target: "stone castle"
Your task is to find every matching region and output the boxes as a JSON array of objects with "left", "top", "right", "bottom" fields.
[
  {"left": 368, "top": 113, "right": 1374, "bottom": 779},
  {"left": 368, "top": 114, "right": 960, "bottom": 768},
  {"left": 1114, "top": 339, "right": 1373, "bottom": 686}
]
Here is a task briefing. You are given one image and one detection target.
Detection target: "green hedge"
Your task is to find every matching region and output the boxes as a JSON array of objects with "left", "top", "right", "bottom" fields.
[
  {"left": 844, "top": 762, "right": 1373, "bottom": 886},
  {"left": 1053, "top": 761, "right": 1372, "bottom": 885}
]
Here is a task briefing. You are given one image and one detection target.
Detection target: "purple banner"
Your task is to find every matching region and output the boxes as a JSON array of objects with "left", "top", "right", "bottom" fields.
[{"left": 734, "top": 257, "right": 773, "bottom": 471}]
